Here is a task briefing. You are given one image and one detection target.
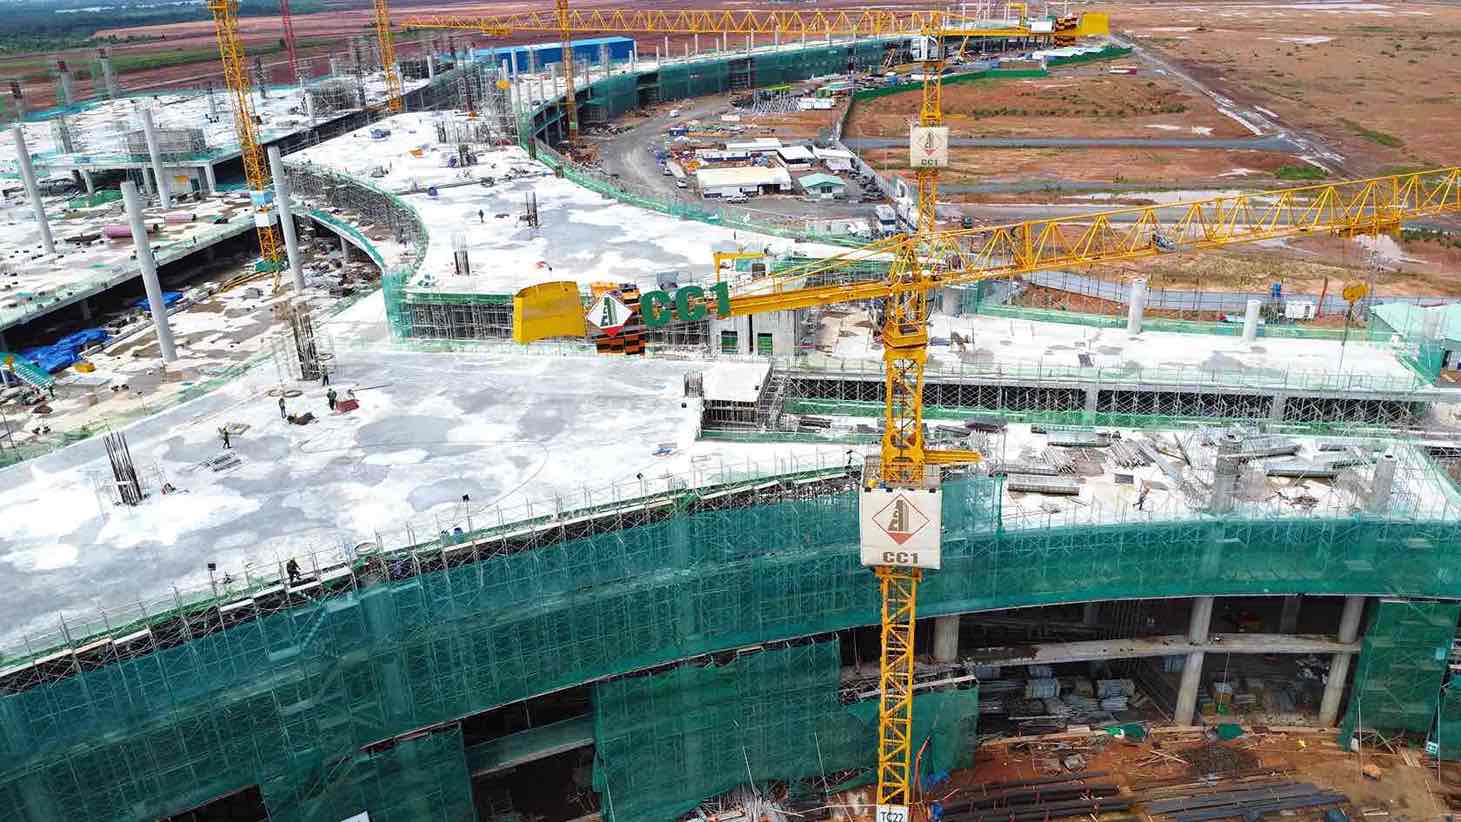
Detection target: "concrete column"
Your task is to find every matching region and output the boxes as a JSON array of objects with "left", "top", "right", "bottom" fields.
[
  {"left": 1280, "top": 595, "right": 1301, "bottom": 634},
  {"left": 775, "top": 29, "right": 780, "bottom": 47},
  {"left": 201, "top": 164, "right": 218, "bottom": 195},
  {"left": 694, "top": 33, "right": 700, "bottom": 55},
  {"left": 79, "top": 169, "right": 94, "bottom": 195},
  {"left": 142, "top": 168, "right": 154, "bottom": 195},
  {"left": 1319, "top": 596, "right": 1367, "bottom": 726},
  {"left": 663, "top": 36, "right": 670, "bottom": 62},
  {"left": 1083, "top": 386, "right": 1099, "bottom": 414},
  {"left": 1082, "top": 602, "right": 1100, "bottom": 626},
  {"left": 120, "top": 181, "right": 176, "bottom": 363},
  {"left": 1242, "top": 298, "right": 1262, "bottom": 342},
  {"left": 932, "top": 615, "right": 959, "bottom": 663},
  {"left": 79, "top": 299, "right": 91, "bottom": 321},
  {"left": 1368, "top": 452, "right": 1397, "bottom": 514},
  {"left": 340, "top": 236, "right": 351, "bottom": 263},
  {"left": 939, "top": 287, "right": 959, "bottom": 316},
  {"left": 746, "top": 33, "right": 752, "bottom": 53},
  {"left": 12, "top": 125, "right": 54, "bottom": 256},
  {"left": 1210, "top": 432, "right": 1241, "bottom": 513},
  {"left": 1126, "top": 277, "right": 1146, "bottom": 335},
  {"left": 57, "top": 64, "right": 74, "bottom": 106},
  {"left": 1268, "top": 393, "right": 1287, "bottom": 422},
  {"left": 426, "top": 50, "right": 436, "bottom": 80},
  {"left": 266, "top": 146, "right": 306, "bottom": 292},
  {"left": 141, "top": 109, "right": 172, "bottom": 209},
  {"left": 99, "top": 51, "right": 118, "bottom": 97},
  {"left": 1173, "top": 596, "right": 1214, "bottom": 726}
]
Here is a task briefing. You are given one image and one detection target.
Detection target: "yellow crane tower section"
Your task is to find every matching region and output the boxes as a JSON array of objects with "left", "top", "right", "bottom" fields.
[
  {"left": 373, "top": 0, "right": 404, "bottom": 112},
  {"left": 206, "top": 0, "right": 283, "bottom": 279}
]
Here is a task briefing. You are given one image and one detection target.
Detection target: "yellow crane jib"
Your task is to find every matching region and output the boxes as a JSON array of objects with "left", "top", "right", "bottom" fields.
[{"left": 400, "top": 8, "right": 1109, "bottom": 39}]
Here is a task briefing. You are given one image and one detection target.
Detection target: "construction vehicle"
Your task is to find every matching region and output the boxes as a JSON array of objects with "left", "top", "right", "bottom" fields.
[{"left": 431, "top": 4, "right": 1460, "bottom": 818}]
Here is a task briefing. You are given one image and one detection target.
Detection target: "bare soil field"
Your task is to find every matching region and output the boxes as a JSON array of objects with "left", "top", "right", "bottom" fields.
[
  {"left": 857, "top": 145, "right": 1297, "bottom": 190},
  {"left": 846, "top": 68, "right": 1252, "bottom": 141},
  {"left": 1116, "top": 0, "right": 1461, "bottom": 174}
]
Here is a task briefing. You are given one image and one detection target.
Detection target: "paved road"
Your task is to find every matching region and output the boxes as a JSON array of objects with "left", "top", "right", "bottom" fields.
[{"left": 843, "top": 134, "right": 1304, "bottom": 151}]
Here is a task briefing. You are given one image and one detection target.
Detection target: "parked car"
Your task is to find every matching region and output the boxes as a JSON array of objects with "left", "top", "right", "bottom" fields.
[
  {"left": 725, "top": 193, "right": 749, "bottom": 204},
  {"left": 676, "top": 180, "right": 688, "bottom": 189}
]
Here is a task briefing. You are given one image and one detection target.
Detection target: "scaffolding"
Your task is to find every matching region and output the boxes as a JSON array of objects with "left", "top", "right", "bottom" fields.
[
  {"left": 1341, "top": 599, "right": 1461, "bottom": 748},
  {"left": 269, "top": 300, "right": 335, "bottom": 382},
  {"left": 1, "top": 438, "right": 1460, "bottom": 819},
  {"left": 592, "top": 639, "right": 979, "bottom": 821}
]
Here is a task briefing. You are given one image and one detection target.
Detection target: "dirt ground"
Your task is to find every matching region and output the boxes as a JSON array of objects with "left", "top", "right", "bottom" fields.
[
  {"left": 858, "top": 145, "right": 1297, "bottom": 189},
  {"left": 1115, "top": 0, "right": 1461, "bottom": 175},
  {"left": 953, "top": 727, "right": 1451, "bottom": 820},
  {"left": 846, "top": 68, "right": 1251, "bottom": 141}
]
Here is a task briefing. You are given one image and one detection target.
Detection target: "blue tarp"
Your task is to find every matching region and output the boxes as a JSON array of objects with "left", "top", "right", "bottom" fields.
[
  {"left": 20, "top": 346, "right": 77, "bottom": 373},
  {"left": 132, "top": 291, "right": 183, "bottom": 314},
  {"left": 20, "top": 326, "right": 111, "bottom": 373}
]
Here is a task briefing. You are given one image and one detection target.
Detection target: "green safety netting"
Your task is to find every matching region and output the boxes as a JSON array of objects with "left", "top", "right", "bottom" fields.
[
  {"left": 1044, "top": 45, "right": 1133, "bottom": 67},
  {"left": 3, "top": 469, "right": 1461, "bottom": 819},
  {"left": 1431, "top": 675, "right": 1461, "bottom": 759},
  {"left": 591, "top": 640, "right": 978, "bottom": 821},
  {"left": 1340, "top": 600, "right": 1461, "bottom": 746},
  {"left": 262, "top": 726, "right": 475, "bottom": 822}
]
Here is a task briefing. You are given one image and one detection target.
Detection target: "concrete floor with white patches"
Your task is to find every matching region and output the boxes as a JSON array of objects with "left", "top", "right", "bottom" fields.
[{"left": 0, "top": 345, "right": 839, "bottom": 647}]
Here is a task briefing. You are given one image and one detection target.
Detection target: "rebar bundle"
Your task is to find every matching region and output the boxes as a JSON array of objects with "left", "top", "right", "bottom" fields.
[{"left": 104, "top": 431, "right": 144, "bottom": 506}]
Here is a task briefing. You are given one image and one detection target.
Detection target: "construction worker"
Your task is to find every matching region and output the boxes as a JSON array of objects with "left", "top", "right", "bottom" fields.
[
  {"left": 278, "top": 396, "right": 286, "bottom": 419},
  {"left": 321, "top": 369, "right": 330, "bottom": 387},
  {"left": 478, "top": 208, "right": 484, "bottom": 223},
  {"left": 286, "top": 558, "right": 302, "bottom": 585},
  {"left": 220, "top": 428, "right": 231, "bottom": 449},
  {"left": 326, "top": 388, "right": 338, "bottom": 411}
]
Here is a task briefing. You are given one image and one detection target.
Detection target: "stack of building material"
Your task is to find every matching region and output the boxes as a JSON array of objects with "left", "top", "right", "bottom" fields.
[
  {"left": 1046, "top": 430, "right": 1110, "bottom": 448},
  {"left": 1144, "top": 782, "right": 1347, "bottom": 820},
  {"left": 936, "top": 772, "right": 1129, "bottom": 821},
  {"left": 1237, "top": 435, "right": 1301, "bottom": 458},
  {"left": 1025, "top": 678, "right": 1061, "bottom": 698},
  {"left": 1042, "top": 447, "right": 1077, "bottom": 474},
  {"left": 1006, "top": 474, "right": 1080, "bottom": 495},
  {"left": 1109, "top": 439, "right": 1152, "bottom": 468}
]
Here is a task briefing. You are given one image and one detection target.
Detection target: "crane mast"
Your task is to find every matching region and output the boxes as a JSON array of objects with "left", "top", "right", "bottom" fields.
[
  {"left": 278, "top": 0, "right": 300, "bottom": 83},
  {"left": 557, "top": 0, "right": 580, "bottom": 139},
  {"left": 207, "top": 0, "right": 283, "bottom": 279},
  {"left": 374, "top": 0, "right": 404, "bottom": 112}
]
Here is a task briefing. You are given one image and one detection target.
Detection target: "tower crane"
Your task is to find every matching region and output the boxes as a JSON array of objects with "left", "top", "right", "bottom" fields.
[
  {"left": 373, "top": 0, "right": 404, "bottom": 112},
  {"left": 206, "top": 0, "right": 284, "bottom": 285},
  {"left": 419, "top": 4, "right": 1454, "bottom": 818},
  {"left": 277, "top": 0, "right": 300, "bottom": 84}
]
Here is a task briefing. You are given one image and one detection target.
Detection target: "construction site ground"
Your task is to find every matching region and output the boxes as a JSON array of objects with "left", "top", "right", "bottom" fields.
[
  {"left": 845, "top": 68, "right": 1252, "bottom": 142},
  {"left": 951, "top": 726, "right": 1451, "bottom": 821},
  {"left": 1117, "top": 0, "right": 1461, "bottom": 176}
]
